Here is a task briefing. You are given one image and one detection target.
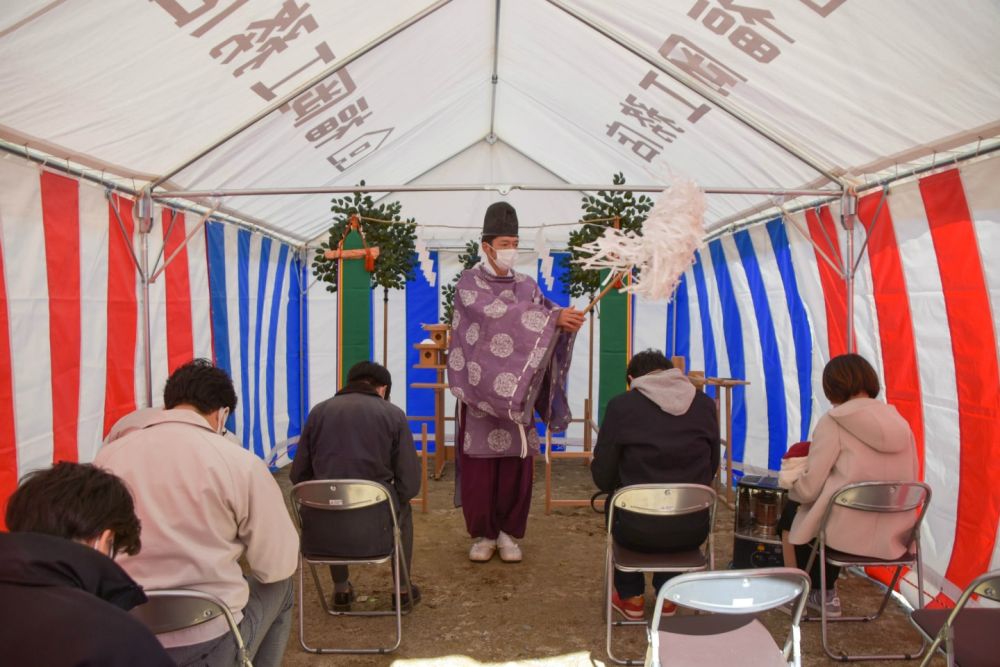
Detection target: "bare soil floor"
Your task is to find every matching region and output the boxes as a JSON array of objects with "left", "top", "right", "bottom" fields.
[{"left": 276, "top": 460, "right": 942, "bottom": 667}]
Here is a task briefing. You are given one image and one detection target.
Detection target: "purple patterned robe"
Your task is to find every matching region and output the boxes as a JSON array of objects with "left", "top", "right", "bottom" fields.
[{"left": 448, "top": 265, "right": 576, "bottom": 458}]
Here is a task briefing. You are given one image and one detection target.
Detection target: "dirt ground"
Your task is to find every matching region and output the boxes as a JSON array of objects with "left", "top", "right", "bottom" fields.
[{"left": 275, "top": 459, "right": 942, "bottom": 667}]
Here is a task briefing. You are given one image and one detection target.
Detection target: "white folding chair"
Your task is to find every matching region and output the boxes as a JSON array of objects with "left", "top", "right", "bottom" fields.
[
  {"left": 647, "top": 568, "right": 810, "bottom": 667},
  {"left": 803, "top": 480, "right": 931, "bottom": 661},
  {"left": 605, "top": 483, "right": 717, "bottom": 665},
  {"left": 289, "top": 479, "right": 411, "bottom": 654},
  {"left": 131, "top": 588, "right": 251, "bottom": 667},
  {"left": 911, "top": 569, "right": 1000, "bottom": 667}
]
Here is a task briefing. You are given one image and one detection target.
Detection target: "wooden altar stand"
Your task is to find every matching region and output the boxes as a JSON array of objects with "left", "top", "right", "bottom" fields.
[
  {"left": 410, "top": 424, "right": 430, "bottom": 513},
  {"left": 702, "top": 376, "right": 750, "bottom": 508},
  {"left": 543, "top": 399, "right": 601, "bottom": 514},
  {"left": 409, "top": 324, "right": 454, "bottom": 482}
]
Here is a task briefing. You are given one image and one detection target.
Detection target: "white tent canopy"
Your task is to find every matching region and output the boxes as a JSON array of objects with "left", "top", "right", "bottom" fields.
[{"left": 2, "top": 0, "right": 998, "bottom": 244}]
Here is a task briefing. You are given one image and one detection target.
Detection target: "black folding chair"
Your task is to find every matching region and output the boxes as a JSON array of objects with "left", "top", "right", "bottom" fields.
[
  {"left": 131, "top": 588, "right": 251, "bottom": 667},
  {"left": 911, "top": 569, "right": 1000, "bottom": 667},
  {"left": 289, "top": 479, "right": 411, "bottom": 654},
  {"left": 604, "top": 483, "right": 717, "bottom": 665}
]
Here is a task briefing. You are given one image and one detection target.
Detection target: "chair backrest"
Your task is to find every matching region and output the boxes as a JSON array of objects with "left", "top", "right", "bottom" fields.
[
  {"left": 607, "top": 483, "right": 716, "bottom": 524},
  {"left": 131, "top": 589, "right": 251, "bottom": 666},
  {"left": 822, "top": 481, "right": 931, "bottom": 549},
  {"left": 650, "top": 568, "right": 810, "bottom": 667},
  {"left": 951, "top": 569, "right": 1000, "bottom": 610},
  {"left": 831, "top": 481, "right": 930, "bottom": 513},
  {"left": 290, "top": 479, "right": 397, "bottom": 528},
  {"left": 656, "top": 568, "right": 810, "bottom": 616},
  {"left": 969, "top": 570, "right": 1000, "bottom": 602}
]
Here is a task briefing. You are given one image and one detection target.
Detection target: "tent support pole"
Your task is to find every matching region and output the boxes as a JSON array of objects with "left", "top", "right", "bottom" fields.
[
  {"left": 840, "top": 192, "right": 858, "bottom": 354},
  {"left": 850, "top": 188, "right": 888, "bottom": 277},
  {"left": 780, "top": 210, "right": 844, "bottom": 276},
  {"left": 149, "top": 207, "right": 216, "bottom": 283},
  {"left": 107, "top": 193, "right": 143, "bottom": 274},
  {"left": 487, "top": 0, "right": 502, "bottom": 143},
  {"left": 149, "top": 0, "right": 456, "bottom": 190},
  {"left": 708, "top": 142, "right": 1000, "bottom": 240},
  {"left": 107, "top": 188, "right": 153, "bottom": 406},
  {"left": 543, "top": 0, "right": 844, "bottom": 188},
  {"left": 150, "top": 208, "right": 178, "bottom": 278},
  {"left": 153, "top": 184, "right": 838, "bottom": 199},
  {"left": 138, "top": 195, "right": 154, "bottom": 408}
]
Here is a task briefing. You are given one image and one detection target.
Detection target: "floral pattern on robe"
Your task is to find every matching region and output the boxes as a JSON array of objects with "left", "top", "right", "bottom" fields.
[{"left": 448, "top": 265, "right": 576, "bottom": 458}]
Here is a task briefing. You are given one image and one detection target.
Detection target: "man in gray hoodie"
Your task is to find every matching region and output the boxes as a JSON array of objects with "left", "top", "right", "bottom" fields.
[{"left": 591, "top": 349, "right": 720, "bottom": 620}]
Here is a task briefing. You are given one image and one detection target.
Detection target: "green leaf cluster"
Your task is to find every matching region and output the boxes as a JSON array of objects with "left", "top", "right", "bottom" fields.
[
  {"left": 312, "top": 181, "right": 418, "bottom": 294},
  {"left": 561, "top": 172, "right": 653, "bottom": 298},
  {"left": 441, "top": 240, "right": 482, "bottom": 325}
]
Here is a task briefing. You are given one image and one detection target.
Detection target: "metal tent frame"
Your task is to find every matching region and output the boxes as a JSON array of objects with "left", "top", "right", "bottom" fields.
[{"left": 2, "top": 0, "right": 994, "bottom": 432}]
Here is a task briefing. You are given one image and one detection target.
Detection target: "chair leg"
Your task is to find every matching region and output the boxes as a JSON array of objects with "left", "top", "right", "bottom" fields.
[
  {"left": 389, "top": 548, "right": 403, "bottom": 653},
  {"left": 816, "top": 561, "right": 927, "bottom": 661},
  {"left": 297, "top": 556, "right": 309, "bottom": 652},
  {"left": 604, "top": 553, "right": 643, "bottom": 665},
  {"left": 298, "top": 555, "right": 405, "bottom": 654}
]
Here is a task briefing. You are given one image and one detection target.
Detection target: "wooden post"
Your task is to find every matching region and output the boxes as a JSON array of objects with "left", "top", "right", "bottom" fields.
[
  {"left": 383, "top": 289, "right": 389, "bottom": 366},
  {"left": 434, "top": 365, "right": 446, "bottom": 478},
  {"left": 671, "top": 355, "right": 686, "bottom": 374},
  {"left": 544, "top": 431, "right": 553, "bottom": 515},
  {"left": 420, "top": 423, "right": 429, "bottom": 513},
  {"left": 703, "top": 377, "right": 750, "bottom": 508}
]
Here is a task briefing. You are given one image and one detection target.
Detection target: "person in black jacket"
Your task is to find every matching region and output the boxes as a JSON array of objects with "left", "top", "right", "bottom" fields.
[
  {"left": 0, "top": 462, "right": 173, "bottom": 667},
  {"left": 291, "top": 361, "right": 422, "bottom": 610},
  {"left": 591, "top": 350, "right": 720, "bottom": 620}
]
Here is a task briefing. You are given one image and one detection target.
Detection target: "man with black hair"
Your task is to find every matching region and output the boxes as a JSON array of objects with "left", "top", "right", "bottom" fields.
[
  {"left": 0, "top": 462, "right": 174, "bottom": 666},
  {"left": 591, "top": 349, "right": 719, "bottom": 621},
  {"left": 291, "top": 360, "right": 421, "bottom": 610},
  {"left": 95, "top": 359, "right": 299, "bottom": 667}
]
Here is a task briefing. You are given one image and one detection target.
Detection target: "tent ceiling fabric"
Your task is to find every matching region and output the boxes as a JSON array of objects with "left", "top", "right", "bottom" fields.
[{"left": 1, "top": 0, "right": 998, "bottom": 243}]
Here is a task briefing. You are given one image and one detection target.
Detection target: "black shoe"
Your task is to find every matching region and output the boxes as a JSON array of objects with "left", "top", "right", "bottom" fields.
[
  {"left": 391, "top": 584, "right": 422, "bottom": 611},
  {"left": 332, "top": 583, "right": 355, "bottom": 612}
]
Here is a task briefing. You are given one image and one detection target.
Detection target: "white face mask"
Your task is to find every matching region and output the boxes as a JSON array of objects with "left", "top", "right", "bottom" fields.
[{"left": 490, "top": 247, "right": 518, "bottom": 272}]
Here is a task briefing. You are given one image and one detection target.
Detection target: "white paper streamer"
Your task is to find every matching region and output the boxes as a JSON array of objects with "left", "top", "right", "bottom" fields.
[
  {"left": 535, "top": 226, "right": 554, "bottom": 290},
  {"left": 575, "top": 178, "right": 705, "bottom": 300},
  {"left": 414, "top": 229, "right": 436, "bottom": 286}
]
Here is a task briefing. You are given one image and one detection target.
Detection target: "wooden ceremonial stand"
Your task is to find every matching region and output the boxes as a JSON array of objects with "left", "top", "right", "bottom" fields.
[
  {"left": 670, "top": 357, "right": 748, "bottom": 507},
  {"left": 708, "top": 377, "right": 750, "bottom": 507},
  {"left": 410, "top": 324, "right": 453, "bottom": 482},
  {"left": 410, "top": 424, "right": 430, "bottom": 514},
  {"left": 543, "top": 398, "right": 600, "bottom": 514}
]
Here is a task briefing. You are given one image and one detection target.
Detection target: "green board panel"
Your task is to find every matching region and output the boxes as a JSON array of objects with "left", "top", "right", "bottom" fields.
[
  {"left": 339, "top": 228, "right": 372, "bottom": 388},
  {"left": 598, "top": 273, "right": 628, "bottom": 424}
]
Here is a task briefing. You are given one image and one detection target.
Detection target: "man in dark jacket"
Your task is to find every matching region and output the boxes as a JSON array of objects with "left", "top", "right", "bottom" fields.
[
  {"left": 591, "top": 350, "right": 720, "bottom": 620},
  {"left": 291, "top": 361, "right": 422, "bottom": 609},
  {"left": 0, "top": 462, "right": 173, "bottom": 666}
]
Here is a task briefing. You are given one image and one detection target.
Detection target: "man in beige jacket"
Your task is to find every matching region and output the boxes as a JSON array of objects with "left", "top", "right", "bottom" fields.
[{"left": 96, "top": 359, "right": 299, "bottom": 667}]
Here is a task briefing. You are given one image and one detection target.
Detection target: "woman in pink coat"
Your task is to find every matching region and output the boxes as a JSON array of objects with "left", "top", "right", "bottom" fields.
[{"left": 778, "top": 354, "right": 920, "bottom": 616}]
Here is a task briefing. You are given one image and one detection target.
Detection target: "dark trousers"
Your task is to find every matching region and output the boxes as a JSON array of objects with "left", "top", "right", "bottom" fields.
[
  {"left": 300, "top": 501, "right": 414, "bottom": 586},
  {"left": 778, "top": 500, "right": 841, "bottom": 590},
  {"left": 330, "top": 503, "right": 414, "bottom": 585},
  {"left": 456, "top": 447, "right": 533, "bottom": 539},
  {"left": 167, "top": 576, "right": 293, "bottom": 667},
  {"left": 611, "top": 509, "right": 710, "bottom": 598}
]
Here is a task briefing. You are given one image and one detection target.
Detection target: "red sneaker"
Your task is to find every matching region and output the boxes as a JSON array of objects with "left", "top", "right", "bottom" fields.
[
  {"left": 611, "top": 591, "right": 645, "bottom": 621},
  {"left": 660, "top": 601, "right": 677, "bottom": 617}
]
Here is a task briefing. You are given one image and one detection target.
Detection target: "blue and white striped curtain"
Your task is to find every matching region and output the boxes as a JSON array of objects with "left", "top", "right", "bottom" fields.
[{"left": 205, "top": 221, "right": 307, "bottom": 466}]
